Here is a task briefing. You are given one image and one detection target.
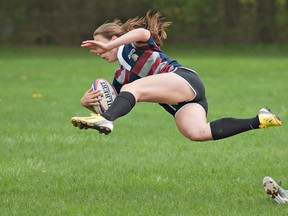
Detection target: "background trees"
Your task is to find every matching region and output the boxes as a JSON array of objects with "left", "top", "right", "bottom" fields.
[{"left": 0, "top": 0, "right": 287, "bottom": 45}]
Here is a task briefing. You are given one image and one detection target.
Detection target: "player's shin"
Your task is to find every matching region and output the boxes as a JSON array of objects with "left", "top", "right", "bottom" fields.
[
  {"left": 102, "top": 91, "right": 136, "bottom": 121},
  {"left": 210, "top": 117, "right": 260, "bottom": 140}
]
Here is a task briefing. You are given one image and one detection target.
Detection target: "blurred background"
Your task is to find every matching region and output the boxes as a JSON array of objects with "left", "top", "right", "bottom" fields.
[{"left": 1, "top": 0, "right": 287, "bottom": 46}]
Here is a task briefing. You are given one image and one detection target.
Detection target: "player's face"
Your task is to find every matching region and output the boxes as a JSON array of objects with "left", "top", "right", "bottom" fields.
[{"left": 93, "top": 34, "right": 118, "bottom": 63}]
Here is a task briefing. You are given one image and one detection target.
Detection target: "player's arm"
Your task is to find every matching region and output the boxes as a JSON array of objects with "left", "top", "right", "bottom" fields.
[
  {"left": 81, "top": 28, "right": 151, "bottom": 54},
  {"left": 105, "top": 28, "right": 151, "bottom": 50}
]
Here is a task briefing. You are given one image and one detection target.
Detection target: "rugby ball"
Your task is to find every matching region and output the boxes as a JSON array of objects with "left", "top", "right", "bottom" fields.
[{"left": 92, "top": 78, "right": 117, "bottom": 114}]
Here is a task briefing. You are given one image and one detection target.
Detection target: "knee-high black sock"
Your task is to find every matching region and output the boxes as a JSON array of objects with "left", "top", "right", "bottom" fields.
[
  {"left": 210, "top": 117, "right": 260, "bottom": 140},
  {"left": 101, "top": 91, "right": 136, "bottom": 121}
]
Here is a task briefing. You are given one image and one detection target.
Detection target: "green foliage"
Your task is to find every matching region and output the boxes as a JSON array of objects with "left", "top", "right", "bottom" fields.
[
  {"left": 0, "top": 45, "right": 288, "bottom": 215},
  {"left": 1, "top": 0, "right": 288, "bottom": 45},
  {"left": 153, "top": 0, "right": 288, "bottom": 44}
]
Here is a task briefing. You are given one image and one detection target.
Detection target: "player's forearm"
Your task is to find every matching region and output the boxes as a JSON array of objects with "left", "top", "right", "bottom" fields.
[{"left": 107, "top": 28, "right": 150, "bottom": 50}]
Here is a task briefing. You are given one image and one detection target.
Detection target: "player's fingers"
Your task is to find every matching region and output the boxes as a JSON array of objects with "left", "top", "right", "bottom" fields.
[
  {"left": 81, "top": 44, "right": 95, "bottom": 48},
  {"left": 89, "top": 50, "right": 105, "bottom": 56},
  {"left": 92, "top": 90, "right": 103, "bottom": 96},
  {"left": 90, "top": 99, "right": 102, "bottom": 105},
  {"left": 90, "top": 92, "right": 102, "bottom": 99},
  {"left": 81, "top": 40, "right": 96, "bottom": 46},
  {"left": 87, "top": 87, "right": 93, "bottom": 93},
  {"left": 89, "top": 94, "right": 102, "bottom": 102},
  {"left": 92, "top": 89, "right": 101, "bottom": 93},
  {"left": 82, "top": 40, "right": 95, "bottom": 43}
]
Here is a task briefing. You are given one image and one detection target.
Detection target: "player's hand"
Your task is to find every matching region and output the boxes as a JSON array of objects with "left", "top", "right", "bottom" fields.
[
  {"left": 81, "top": 40, "right": 110, "bottom": 55},
  {"left": 80, "top": 87, "right": 102, "bottom": 107}
]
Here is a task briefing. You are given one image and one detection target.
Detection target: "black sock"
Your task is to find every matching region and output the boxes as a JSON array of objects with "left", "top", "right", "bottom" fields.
[
  {"left": 101, "top": 91, "right": 136, "bottom": 121},
  {"left": 210, "top": 116, "right": 260, "bottom": 140}
]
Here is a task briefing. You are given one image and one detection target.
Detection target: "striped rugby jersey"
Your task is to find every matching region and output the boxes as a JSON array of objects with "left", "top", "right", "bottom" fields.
[{"left": 112, "top": 36, "right": 181, "bottom": 93}]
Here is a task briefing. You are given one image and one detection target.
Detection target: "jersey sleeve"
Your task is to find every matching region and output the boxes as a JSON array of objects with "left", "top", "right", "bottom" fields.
[
  {"left": 133, "top": 36, "right": 160, "bottom": 51},
  {"left": 113, "top": 64, "right": 132, "bottom": 89}
]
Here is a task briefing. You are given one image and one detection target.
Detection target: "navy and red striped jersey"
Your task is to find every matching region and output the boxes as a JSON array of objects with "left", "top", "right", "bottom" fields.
[{"left": 112, "top": 36, "right": 181, "bottom": 93}]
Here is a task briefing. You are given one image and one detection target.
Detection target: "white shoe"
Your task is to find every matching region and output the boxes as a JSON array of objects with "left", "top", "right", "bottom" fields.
[
  {"left": 263, "top": 176, "right": 288, "bottom": 204},
  {"left": 71, "top": 114, "right": 113, "bottom": 135}
]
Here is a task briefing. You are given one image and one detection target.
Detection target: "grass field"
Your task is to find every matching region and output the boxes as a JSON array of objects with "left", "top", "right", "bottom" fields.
[{"left": 0, "top": 45, "right": 287, "bottom": 216}]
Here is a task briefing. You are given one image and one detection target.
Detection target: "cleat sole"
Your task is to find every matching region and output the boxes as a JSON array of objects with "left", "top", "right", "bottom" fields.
[
  {"left": 70, "top": 116, "right": 112, "bottom": 135},
  {"left": 263, "top": 177, "right": 279, "bottom": 198}
]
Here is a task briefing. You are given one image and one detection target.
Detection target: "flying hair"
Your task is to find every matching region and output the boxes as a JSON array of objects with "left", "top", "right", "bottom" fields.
[{"left": 93, "top": 11, "right": 172, "bottom": 46}]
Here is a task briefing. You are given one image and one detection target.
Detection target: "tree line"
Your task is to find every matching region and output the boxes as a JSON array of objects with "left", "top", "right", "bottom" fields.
[{"left": 0, "top": 0, "right": 287, "bottom": 45}]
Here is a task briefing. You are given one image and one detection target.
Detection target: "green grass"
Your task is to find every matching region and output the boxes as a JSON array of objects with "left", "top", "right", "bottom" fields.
[{"left": 0, "top": 45, "right": 287, "bottom": 216}]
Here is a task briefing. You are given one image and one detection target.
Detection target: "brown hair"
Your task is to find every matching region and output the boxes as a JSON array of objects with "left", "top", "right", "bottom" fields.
[{"left": 93, "top": 11, "right": 171, "bottom": 46}]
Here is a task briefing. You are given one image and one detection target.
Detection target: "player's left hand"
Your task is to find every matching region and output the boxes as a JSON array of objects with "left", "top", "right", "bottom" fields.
[
  {"left": 81, "top": 40, "right": 109, "bottom": 55},
  {"left": 80, "top": 87, "right": 102, "bottom": 108}
]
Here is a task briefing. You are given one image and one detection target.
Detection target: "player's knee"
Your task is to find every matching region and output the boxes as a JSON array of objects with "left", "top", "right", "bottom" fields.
[
  {"left": 121, "top": 84, "right": 140, "bottom": 100},
  {"left": 120, "top": 83, "right": 131, "bottom": 92},
  {"left": 121, "top": 83, "right": 135, "bottom": 94},
  {"left": 185, "top": 128, "right": 209, "bottom": 142}
]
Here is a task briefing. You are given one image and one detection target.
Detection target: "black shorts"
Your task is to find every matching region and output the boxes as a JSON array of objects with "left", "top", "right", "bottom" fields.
[{"left": 159, "top": 67, "right": 208, "bottom": 116}]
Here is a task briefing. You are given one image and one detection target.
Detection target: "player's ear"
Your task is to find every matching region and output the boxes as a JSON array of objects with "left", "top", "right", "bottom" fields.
[{"left": 111, "top": 35, "right": 118, "bottom": 40}]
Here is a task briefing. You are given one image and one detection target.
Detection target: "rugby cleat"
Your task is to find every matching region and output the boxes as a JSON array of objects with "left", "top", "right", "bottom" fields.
[
  {"left": 71, "top": 114, "right": 113, "bottom": 135},
  {"left": 258, "top": 107, "right": 282, "bottom": 128},
  {"left": 263, "top": 176, "right": 288, "bottom": 204}
]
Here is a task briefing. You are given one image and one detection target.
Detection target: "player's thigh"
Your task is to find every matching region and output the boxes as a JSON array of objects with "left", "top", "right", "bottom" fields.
[
  {"left": 121, "top": 73, "right": 195, "bottom": 104},
  {"left": 174, "top": 103, "right": 213, "bottom": 141}
]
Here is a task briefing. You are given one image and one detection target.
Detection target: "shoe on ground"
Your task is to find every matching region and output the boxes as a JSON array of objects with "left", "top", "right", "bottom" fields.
[
  {"left": 258, "top": 107, "right": 282, "bottom": 128},
  {"left": 263, "top": 176, "right": 288, "bottom": 204},
  {"left": 71, "top": 114, "right": 113, "bottom": 135}
]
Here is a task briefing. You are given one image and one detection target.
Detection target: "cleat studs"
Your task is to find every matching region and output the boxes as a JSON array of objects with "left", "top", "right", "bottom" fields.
[{"left": 70, "top": 116, "right": 112, "bottom": 134}]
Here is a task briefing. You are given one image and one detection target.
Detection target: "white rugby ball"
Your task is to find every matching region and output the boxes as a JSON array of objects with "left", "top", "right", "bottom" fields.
[{"left": 92, "top": 78, "right": 117, "bottom": 114}]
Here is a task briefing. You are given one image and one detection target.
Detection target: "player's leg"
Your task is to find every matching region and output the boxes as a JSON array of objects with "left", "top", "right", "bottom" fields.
[
  {"left": 209, "top": 108, "right": 282, "bottom": 140},
  {"left": 71, "top": 69, "right": 282, "bottom": 135},
  {"left": 175, "top": 104, "right": 282, "bottom": 141},
  {"left": 71, "top": 72, "right": 195, "bottom": 134},
  {"left": 101, "top": 72, "right": 196, "bottom": 121},
  {"left": 121, "top": 72, "right": 196, "bottom": 104},
  {"left": 174, "top": 103, "right": 213, "bottom": 141}
]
